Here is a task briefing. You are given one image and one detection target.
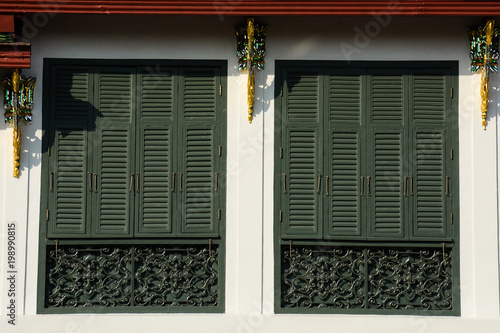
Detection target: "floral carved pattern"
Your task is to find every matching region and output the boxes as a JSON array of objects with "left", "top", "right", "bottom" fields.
[
  {"left": 281, "top": 245, "right": 453, "bottom": 311},
  {"left": 46, "top": 245, "right": 132, "bottom": 307},
  {"left": 134, "top": 245, "right": 218, "bottom": 307},
  {"left": 45, "top": 244, "right": 219, "bottom": 308}
]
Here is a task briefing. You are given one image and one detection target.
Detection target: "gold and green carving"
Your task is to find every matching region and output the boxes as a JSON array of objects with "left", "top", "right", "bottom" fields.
[
  {"left": 236, "top": 18, "right": 267, "bottom": 123},
  {"left": 3, "top": 69, "right": 36, "bottom": 177},
  {"left": 468, "top": 20, "right": 500, "bottom": 129}
]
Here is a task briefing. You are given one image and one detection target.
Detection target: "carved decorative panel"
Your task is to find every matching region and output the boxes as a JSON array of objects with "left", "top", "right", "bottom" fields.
[
  {"left": 45, "top": 244, "right": 219, "bottom": 309},
  {"left": 281, "top": 245, "right": 453, "bottom": 311},
  {"left": 46, "top": 245, "right": 133, "bottom": 307},
  {"left": 134, "top": 245, "right": 219, "bottom": 307}
]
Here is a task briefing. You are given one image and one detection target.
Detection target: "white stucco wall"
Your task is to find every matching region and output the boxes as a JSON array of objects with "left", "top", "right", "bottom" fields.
[{"left": 0, "top": 12, "right": 499, "bottom": 333}]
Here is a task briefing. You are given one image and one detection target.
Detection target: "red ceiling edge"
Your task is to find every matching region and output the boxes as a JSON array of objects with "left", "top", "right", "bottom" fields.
[
  {"left": 0, "top": 43, "right": 31, "bottom": 69},
  {"left": 0, "top": 1, "right": 499, "bottom": 16}
]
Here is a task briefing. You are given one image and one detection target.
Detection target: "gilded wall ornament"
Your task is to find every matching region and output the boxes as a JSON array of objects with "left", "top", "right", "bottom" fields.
[
  {"left": 468, "top": 19, "right": 500, "bottom": 130},
  {"left": 236, "top": 18, "right": 267, "bottom": 123},
  {"left": 3, "top": 69, "right": 36, "bottom": 177}
]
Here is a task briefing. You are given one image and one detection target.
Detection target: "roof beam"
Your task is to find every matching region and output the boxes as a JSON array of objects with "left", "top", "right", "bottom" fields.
[{"left": 0, "top": 1, "right": 499, "bottom": 16}]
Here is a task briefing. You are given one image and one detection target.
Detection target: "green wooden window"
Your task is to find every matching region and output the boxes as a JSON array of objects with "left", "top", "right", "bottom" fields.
[
  {"left": 39, "top": 60, "right": 226, "bottom": 313},
  {"left": 275, "top": 61, "right": 459, "bottom": 314}
]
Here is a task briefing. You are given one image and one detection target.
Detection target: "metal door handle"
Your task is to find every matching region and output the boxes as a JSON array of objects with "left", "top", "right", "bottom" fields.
[
  {"left": 367, "top": 176, "right": 371, "bottom": 195},
  {"left": 317, "top": 174, "right": 322, "bottom": 194},
  {"left": 360, "top": 176, "right": 365, "bottom": 195},
  {"left": 88, "top": 172, "right": 92, "bottom": 192},
  {"left": 129, "top": 173, "right": 134, "bottom": 192},
  {"left": 409, "top": 176, "right": 414, "bottom": 196},
  {"left": 94, "top": 173, "right": 98, "bottom": 193},
  {"left": 171, "top": 172, "right": 176, "bottom": 192},
  {"left": 215, "top": 172, "right": 219, "bottom": 192}
]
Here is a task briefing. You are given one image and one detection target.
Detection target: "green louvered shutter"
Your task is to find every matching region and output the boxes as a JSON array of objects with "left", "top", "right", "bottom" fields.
[
  {"left": 409, "top": 71, "right": 451, "bottom": 239},
  {"left": 178, "top": 69, "right": 221, "bottom": 236},
  {"left": 281, "top": 71, "right": 322, "bottom": 239},
  {"left": 326, "top": 71, "right": 364, "bottom": 238},
  {"left": 136, "top": 68, "right": 174, "bottom": 236},
  {"left": 93, "top": 68, "right": 135, "bottom": 237},
  {"left": 47, "top": 67, "right": 93, "bottom": 237},
  {"left": 367, "top": 72, "right": 406, "bottom": 239}
]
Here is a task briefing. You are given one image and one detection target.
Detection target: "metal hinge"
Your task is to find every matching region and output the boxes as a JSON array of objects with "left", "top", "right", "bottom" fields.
[
  {"left": 280, "top": 210, "right": 283, "bottom": 222},
  {"left": 280, "top": 86, "right": 283, "bottom": 97},
  {"left": 450, "top": 148, "right": 453, "bottom": 160},
  {"left": 48, "top": 147, "right": 51, "bottom": 156},
  {"left": 219, "top": 85, "right": 222, "bottom": 96},
  {"left": 450, "top": 87, "right": 453, "bottom": 98},
  {"left": 280, "top": 147, "right": 283, "bottom": 159},
  {"left": 46, "top": 210, "right": 49, "bottom": 221},
  {"left": 219, "top": 145, "right": 222, "bottom": 157},
  {"left": 451, "top": 213, "right": 453, "bottom": 225},
  {"left": 218, "top": 209, "right": 221, "bottom": 220}
]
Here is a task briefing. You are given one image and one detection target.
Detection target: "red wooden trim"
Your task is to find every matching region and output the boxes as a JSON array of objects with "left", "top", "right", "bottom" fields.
[
  {"left": 0, "top": 43, "right": 31, "bottom": 68},
  {"left": 0, "top": 15, "right": 14, "bottom": 32},
  {"left": 0, "top": 1, "right": 499, "bottom": 16}
]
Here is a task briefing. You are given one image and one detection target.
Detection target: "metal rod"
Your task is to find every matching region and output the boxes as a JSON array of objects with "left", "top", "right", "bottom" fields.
[
  {"left": 282, "top": 173, "right": 287, "bottom": 194},
  {"left": 446, "top": 176, "right": 450, "bottom": 196},
  {"left": 317, "top": 174, "right": 322, "bottom": 193},
  {"left": 136, "top": 173, "right": 140, "bottom": 193},
  {"left": 215, "top": 172, "right": 219, "bottom": 192},
  {"left": 88, "top": 172, "right": 92, "bottom": 192},
  {"left": 409, "top": 176, "right": 414, "bottom": 195},
  {"left": 325, "top": 176, "right": 329, "bottom": 196},
  {"left": 179, "top": 172, "right": 183, "bottom": 192},
  {"left": 367, "top": 176, "right": 371, "bottom": 195},
  {"left": 403, "top": 176, "right": 407, "bottom": 196},
  {"left": 360, "top": 176, "right": 364, "bottom": 195}
]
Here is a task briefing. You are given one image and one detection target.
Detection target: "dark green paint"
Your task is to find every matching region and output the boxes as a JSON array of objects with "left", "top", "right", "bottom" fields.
[
  {"left": 274, "top": 61, "right": 459, "bottom": 315},
  {"left": 39, "top": 59, "right": 227, "bottom": 313}
]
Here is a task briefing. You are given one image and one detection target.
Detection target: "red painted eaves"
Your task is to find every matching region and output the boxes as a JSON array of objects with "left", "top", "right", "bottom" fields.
[
  {"left": 0, "top": 1, "right": 499, "bottom": 16},
  {"left": 0, "top": 43, "right": 31, "bottom": 68}
]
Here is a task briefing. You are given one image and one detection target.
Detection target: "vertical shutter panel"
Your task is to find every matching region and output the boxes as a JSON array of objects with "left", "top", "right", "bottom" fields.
[
  {"left": 178, "top": 69, "right": 219, "bottom": 236},
  {"left": 370, "top": 74, "right": 404, "bottom": 124},
  {"left": 282, "top": 127, "right": 321, "bottom": 238},
  {"left": 181, "top": 68, "right": 217, "bottom": 119},
  {"left": 140, "top": 69, "right": 174, "bottom": 119},
  {"left": 136, "top": 70, "right": 174, "bottom": 236},
  {"left": 327, "top": 72, "right": 364, "bottom": 237},
  {"left": 94, "top": 69, "right": 134, "bottom": 236},
  {"left": 95, "top": 128, "right": 132, "bottom": 236},
  {"left": 180, "top": 126, "right": 218, "bottom": 236},
  {"left": 412, "top": 130, "right": 447, "bottom": 237},
  {"left": 48, "top": 67, "right": 93, "bottom": 237},
  {"left": 49, "top": 125, "right": 89, "bottom": 236},
  {"left": 329, "top": 75, "right": 362, "bottom": 123},
  {"left": 54, "top": 67, "right": 91, "bottom": 119},
  {"left": 329, "top": 130, "right": 361, "bottom": 237},
  {"left": 137, "top": 126, "right": 172, "bottom": 235},
  {"left": 412, "top": 74, "right": 446, "bottom": 124},
  {"left": 370, "top": 130, "right": 404, "bottom": 238},
  {"left": 281, "top": 71, "right": 321, "bottom": 238},
  {"left": 286, "top": 72, "right": 319, "bottom": 121}
]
